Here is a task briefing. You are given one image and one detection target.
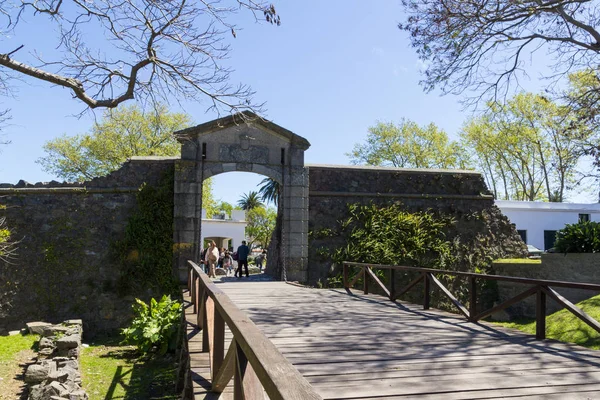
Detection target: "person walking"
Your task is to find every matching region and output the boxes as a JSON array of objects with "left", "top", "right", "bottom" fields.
[
  {"left": 205, "top": 241, "right": 219, "bottom": 278},
  {"left": 223, "top": 251, "right": 234, "bottom": 276},
  {"left": 235, "top": 240, "right": 250, "bottom": 278}
]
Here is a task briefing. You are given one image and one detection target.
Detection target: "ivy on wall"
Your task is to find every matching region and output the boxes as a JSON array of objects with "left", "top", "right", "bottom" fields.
[{"left": 114, "top": 168, "right": 179, "bottom": 297}]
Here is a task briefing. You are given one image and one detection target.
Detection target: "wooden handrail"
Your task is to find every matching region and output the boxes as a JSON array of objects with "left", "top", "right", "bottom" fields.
[
  {"left": 187, "top": 261, "right": 322, "bottom": 400},
  {"left": 343, "top": 261, "right": 600, "bottom": 341}
]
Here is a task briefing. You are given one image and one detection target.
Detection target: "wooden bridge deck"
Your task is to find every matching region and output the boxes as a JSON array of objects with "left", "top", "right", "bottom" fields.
[{"left": 188, "top": 280, "right": 600, "bottom": 399}]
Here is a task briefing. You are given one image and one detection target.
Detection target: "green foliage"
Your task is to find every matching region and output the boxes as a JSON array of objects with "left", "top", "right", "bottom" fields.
[
  {"left": 114, "top": 169, "right": 179, "bottom": 296},
  {"left": 348, "top": 119, "right": 471, "bottom": 169},
  {"left": 37, "top": 104, "right": 191, "bottom": 182},
  {"left": 237, "top": 191, "right": 264, "bottom": 211},
  {"left": 555, "top": 221, "right": 600, "bottom": 253},
  {"left": 245, "top": 206, "right": 277, "bottom": 248},
  {"left": 461, "top": 93, "right": 587, "bottom": 202},
  {"left": 332, "top": 203, "right": 455, "bottom": 268},
  {"left": 121, "top": 295, "right": 182, "bottom": 356}
]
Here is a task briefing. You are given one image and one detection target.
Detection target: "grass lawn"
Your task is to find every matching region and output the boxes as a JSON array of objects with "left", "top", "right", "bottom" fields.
[
  {"left": 493, "top": 294, "right": 600, "bottom": 349},
  {"left": 81, "top": 337, "right": 179, "bottom": 400},
  {"left": 493, "top": 258, "right": 542, "bottom": 264},
  {"left": 0, "top": 333, "right": 38, "bottom": 400}
]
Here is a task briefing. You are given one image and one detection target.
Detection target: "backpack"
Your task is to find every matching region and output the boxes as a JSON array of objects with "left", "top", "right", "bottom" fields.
[{"left": 232, "top": 252, "right": 238, "bottom": 261}]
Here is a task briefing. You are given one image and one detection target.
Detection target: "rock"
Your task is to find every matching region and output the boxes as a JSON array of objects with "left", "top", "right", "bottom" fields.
[
  {"left": 39, "top": 337, "right": 55, "bottom": 349},
  {"left": 42, "top": 381, "right": 69, "bottom": 398},
  {"left": 215, "top": 268, "right": 227, "bottom": 276},
  {"left": 39, "top": 347, "right": 55, "bottom": 358},
  {"left": 43, "top": 325, "right": 69, "bottom": 337},
  {"left": 27, "top": 321, "right": 53, "bottom": 335},
  {"left": 63, "top": 319, "right": 82, "bottom": 326},
  {"left": 28, "top": 384, "right": 43, "bottom": 400},
  {"left": 56, "top": 335, "right": 80, "bottom": 350},
  {"left": 25, "top": 362, "right": 53, "bottom": 384},
  {"left": 67, "top": 389, "right": 88, "bottom": 400},
  {"left": 8, "top": 330, "right": 21, "bottom": 336},
  {"left": 47, "top": 369, "right": 69, "bottom": 383}
]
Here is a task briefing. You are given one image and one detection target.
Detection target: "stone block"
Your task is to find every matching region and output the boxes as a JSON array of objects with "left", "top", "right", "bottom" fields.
[
  {"left": 56, "top": 334, "right": 81, "bottom": 350},
  {"left": 27, "top": 321, "right": 53, "bottom": 335},
  {"left": 43, "top": 326, "right": 69, "bottom": 337},
  {"left": 25, "top": 362, "right": 55, "bottom": 384}
]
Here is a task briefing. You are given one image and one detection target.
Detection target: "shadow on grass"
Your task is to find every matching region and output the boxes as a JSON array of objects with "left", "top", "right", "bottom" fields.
[{"left": 95, "top": 345, "right": 178, "bottom": 400}]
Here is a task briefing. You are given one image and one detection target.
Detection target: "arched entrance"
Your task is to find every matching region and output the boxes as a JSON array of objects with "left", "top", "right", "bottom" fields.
[{"left": 172, "top": 112, "right": 310, "bottom": 282}]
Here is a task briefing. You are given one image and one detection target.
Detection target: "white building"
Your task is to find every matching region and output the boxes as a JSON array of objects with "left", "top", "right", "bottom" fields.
[
  {"left": 200, "top": 209, "right": 247, "bottom": 251},
  {"left": 496, "top": 200, "right": 600, "bottom": 250}
]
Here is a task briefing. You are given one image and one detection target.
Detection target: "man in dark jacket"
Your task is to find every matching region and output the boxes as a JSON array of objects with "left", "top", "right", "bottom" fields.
[{"left": 235, "top": 240, "right": 250, "bottom": 278}]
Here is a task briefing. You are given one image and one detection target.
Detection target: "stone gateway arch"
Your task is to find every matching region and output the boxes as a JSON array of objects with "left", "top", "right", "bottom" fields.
[{"left": 172, "top": 112, "right": 310, "bottom": 283}]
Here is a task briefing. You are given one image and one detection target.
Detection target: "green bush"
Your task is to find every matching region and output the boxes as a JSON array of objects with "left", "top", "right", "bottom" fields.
[
  {"left": 332, "top": 203, "right": 455, "bottom": 268},
  {"left": 555, "top": 221, "right": 600, "bottom": 253},
  {"left": 121, "top": 295, "right": 182, "bottom": 356}
]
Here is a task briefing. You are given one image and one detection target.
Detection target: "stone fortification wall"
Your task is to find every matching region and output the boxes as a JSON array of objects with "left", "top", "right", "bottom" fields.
[
  {"left": 0, "top": 157, "right": 177, "bottom": 336},
  {"left": 307, "top": 164, "right": 526, "bottom": 285},
  {"left": 493, "top": 254, "right": 600, "bottom": 317}
]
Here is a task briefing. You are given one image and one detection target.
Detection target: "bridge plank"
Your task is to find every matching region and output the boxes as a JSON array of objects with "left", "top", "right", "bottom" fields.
[{"left": 215, "top": 281, "right": 600, "bottom": 399}]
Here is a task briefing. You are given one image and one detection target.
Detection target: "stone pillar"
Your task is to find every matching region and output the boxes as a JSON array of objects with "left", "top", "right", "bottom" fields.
[
  {"left": 173, "top": 140, "right": 203, "bottom": 283},
  {"left": 281, "top": 162, "right": 309, "bottom": 282}
]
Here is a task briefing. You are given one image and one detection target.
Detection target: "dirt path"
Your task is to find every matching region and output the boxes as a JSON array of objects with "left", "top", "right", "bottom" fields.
[{"left": 0, "top": 348, "right": 36, "bottom": 400}]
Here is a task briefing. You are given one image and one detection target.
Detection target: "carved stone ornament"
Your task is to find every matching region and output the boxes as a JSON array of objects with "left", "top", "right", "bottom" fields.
[{"left": 239, "top": 134, "right": 255, "bottom": 150}]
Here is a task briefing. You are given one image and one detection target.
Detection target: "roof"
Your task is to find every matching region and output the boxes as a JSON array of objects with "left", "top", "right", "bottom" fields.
[
  {"left": 496, "top": 200, "right": 600, "bottom": 213},
  {"left": 174, "top": 111, "right": 310, "bottom": 150}
]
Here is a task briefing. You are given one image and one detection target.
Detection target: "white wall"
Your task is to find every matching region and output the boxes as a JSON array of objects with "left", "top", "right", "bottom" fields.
[
  {"left": 496, "top": 201, "right": 600, "bottom": 250},
  {"left": 200, "top": 209, "right": 246, "bottom": 251}
]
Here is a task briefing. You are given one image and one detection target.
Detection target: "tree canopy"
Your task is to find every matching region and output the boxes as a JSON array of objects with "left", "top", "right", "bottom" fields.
[
  {"left": 0, "top": 1, "right": 280, "bottom": 116},
  {"left": 348, "top": 119, "right": 470, "bottom": 169},
  {"left": 245, "top": 206, "right": 276, "bottom": 248},
  {"left": 38, "top": 104, "right": 191, "bottom": 181},
  {"left": 237, "top": 191, "right": 264, "bottom": 210},
  {"left": 461, "top": 93, "right": 588, "bottom": 201},
  {"left": 399, "top": 0, "right": 600, "bottom": 103}
]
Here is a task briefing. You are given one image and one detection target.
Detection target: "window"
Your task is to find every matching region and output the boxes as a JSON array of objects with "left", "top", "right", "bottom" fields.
[
  {"left": 579, "top": 213, "right": 590, "bottom": 223},
  {"left": 544, "top": 230, "right": 557, "bottom": 251},
  {"left": 517, "top": 230, "right": 527, "bottom": 243}
]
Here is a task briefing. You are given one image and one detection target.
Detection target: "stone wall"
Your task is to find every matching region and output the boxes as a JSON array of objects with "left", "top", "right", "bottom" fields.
[
  {"left": 0, "top": 157, "right": 177, "bottom": 336},
  {"left": 492, "top": 254, "right": 600, "bottom": 317},
  {"left": 307, "top": 165, "right": 527, "bottom": 285}
]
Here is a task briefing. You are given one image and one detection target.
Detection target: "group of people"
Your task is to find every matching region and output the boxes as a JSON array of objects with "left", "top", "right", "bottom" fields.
[{"left": 201, "top": 240, "right": 267, "bottom": 279}]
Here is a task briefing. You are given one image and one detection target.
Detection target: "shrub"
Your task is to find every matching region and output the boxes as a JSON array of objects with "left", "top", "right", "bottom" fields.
[
  {"left": 121, "top": 295, "right": 182, "bottom": 356},
  {"left": 331, "top": 203, "right": 455, "bottom": 268},
  {"left": 555, "top": 221, "right": 600, "bottom": 253}
]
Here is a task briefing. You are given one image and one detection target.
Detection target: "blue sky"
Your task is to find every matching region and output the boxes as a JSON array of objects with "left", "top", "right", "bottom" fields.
[{"left": 0, "top": 1, "right": 593, "bottom": 204}]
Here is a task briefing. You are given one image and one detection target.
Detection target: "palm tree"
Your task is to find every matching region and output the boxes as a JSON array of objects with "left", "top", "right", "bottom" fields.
[
  {"left": 237, "top": 191, "right": 264, "bottom": 210},
  {"left": 258, "top": 177, "right": 280, "bottom": 206}
]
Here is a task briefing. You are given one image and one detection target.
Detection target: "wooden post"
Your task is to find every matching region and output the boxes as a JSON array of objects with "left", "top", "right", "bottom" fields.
[
  {"left": 363, "top": 267, "right": 369, "bottom": 295},
  {"left": 188, "top": 267, "right": 192, "bottom": 292},
  {"left": 469, "top": 277, "right": 477, "bottom": 321},
  {"left": 343, "top": 263, "right": 348, "bottom": 289},
  {"left": 212, "top": 308, "right": 225, "bottom": 381},
  {"left": 423, "top": 273, "right": 430, "bottom": 310},
  {"left": 192, "top": 276, "right": 198, "bottom": 314},
  {"left": 234, "top": 341, "right": 248, "bottom": 400},
  {"left": 201, "top": 294, "right": 209, "bottom": 352},
  {"left": 390, "top": 269, "right": 396, "bottom": 301},
  {"left": 536, "top": 287, "right": 546, "bottom": 340}
]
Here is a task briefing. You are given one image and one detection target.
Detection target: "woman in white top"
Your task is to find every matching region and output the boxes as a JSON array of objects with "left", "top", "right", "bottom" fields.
[{"left": 205, "top": 241, "right": 219, "bottom": 278}]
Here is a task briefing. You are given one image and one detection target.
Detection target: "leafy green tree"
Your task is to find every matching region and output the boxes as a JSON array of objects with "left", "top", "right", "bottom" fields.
[
  {"left": 237, "top": 191, "right": 264, "bottom": 210},
  {"left": 348, "top": 120, "right": 470, "bottom": 169},
  {"left": 38, "top": 104, "right": 217, "bottom": 211},
  {"left": 258, "top": 177, "right": 280, "bottom": 206},
  {"left": 462, "top": 93, "right": 587, "bottom": 201},
  {"left": 399, "top": 0, "right": 600, "bottom": 104},
  {"left": 245, "top": 207, "right": 277, "bottom": 248},
  {"left": 38, "top": 104, "right": 190, "bottom": 181}
]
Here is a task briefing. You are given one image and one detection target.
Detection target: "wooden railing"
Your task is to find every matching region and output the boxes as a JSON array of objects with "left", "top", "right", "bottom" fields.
[
  {"left": 343, "top": 261, "right": 600, "bottom": 340},
  {"left": 187, "top": 260, "right": 322, "bottom": 400}
]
